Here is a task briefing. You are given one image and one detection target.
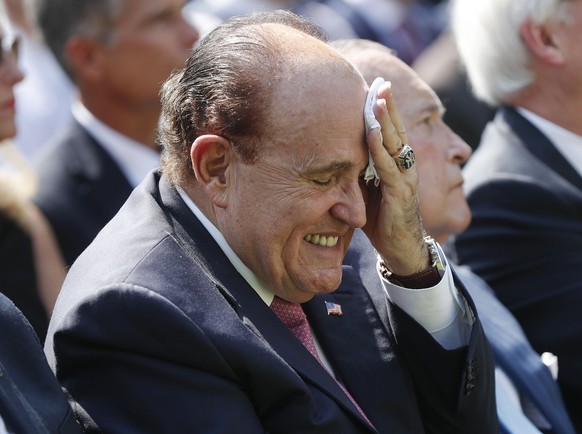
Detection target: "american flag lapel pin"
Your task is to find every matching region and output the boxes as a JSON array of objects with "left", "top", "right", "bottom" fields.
[{"left": 325, "top": 301, "right": 342, "bottom": 316}]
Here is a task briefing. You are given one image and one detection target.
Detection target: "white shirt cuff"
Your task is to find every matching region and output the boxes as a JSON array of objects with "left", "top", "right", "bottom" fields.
[{"left": 379, "top": 246, "right": 473, "bottom": 349}]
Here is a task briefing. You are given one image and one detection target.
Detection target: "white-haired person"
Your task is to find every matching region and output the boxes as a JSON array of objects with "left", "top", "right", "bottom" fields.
[
  {"left": 334, "top": 37, "right": 576, "bottom": 434},
  {"left": 448, "top": 0, "right": 582, "bottom": 430}
]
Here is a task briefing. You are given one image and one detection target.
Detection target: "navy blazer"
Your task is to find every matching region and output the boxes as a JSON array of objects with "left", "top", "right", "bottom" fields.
[
  {"left": 450, "top": 106, "right": 582, "bottom": 431},
  {"left": 0, "top": 293, "right": 81, "bottom": 434},
  {"left": 0, "top": 213, "right": 48, "bottom": 340},
  {"left": 33, "top": 119, "right": 134, "bottom": 266},
  {"left": 45, "top": 171, "right": 497, "bottom": 433},
  {"left": 454, "top": 265, "right": 576, "bottom": 434}
]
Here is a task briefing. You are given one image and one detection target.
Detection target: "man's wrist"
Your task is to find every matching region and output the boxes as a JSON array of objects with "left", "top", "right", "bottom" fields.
[
  {"left": 378, "top": 237, "right": 445, "bottom": 289},
  {"left": 379, "top": 262, "right": 442, "bottom": 289}
]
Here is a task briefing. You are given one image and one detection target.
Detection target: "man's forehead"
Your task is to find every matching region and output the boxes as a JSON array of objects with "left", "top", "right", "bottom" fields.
[{"left": 245, "top": 24, "right": 368, "bottom": 146}]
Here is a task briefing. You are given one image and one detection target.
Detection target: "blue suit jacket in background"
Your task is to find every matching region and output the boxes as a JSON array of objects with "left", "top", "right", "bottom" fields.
[
  {"left": 450, "top": 106, "right": 582, "bottom": 432},
  {"left": 0, "top": 293, "right": 81, "bottom": 434},
  {"left": 454, "top": 265, "right": 576, "bottom": 434},
  {"left": 33, "top": 120, "right": 133, "bottom": 266}
]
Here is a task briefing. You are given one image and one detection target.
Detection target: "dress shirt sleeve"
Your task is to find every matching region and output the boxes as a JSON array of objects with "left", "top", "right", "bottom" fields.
[{"left": 379, "top": 245, "right": 474, "bottom": 349}]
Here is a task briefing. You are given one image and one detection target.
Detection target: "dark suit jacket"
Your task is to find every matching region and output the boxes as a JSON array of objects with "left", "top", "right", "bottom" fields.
[
  {"left": 45, "top": 171, "right": 497, "bottom": 433},
  {"left": 0, "top": 292, "right": 81, "bottom": 434},
  {"left": 33, "top": 119, "right": 134, "bottom": 266},
  {"left": 0, "top": 213, "right": 48, "bottom": 340},
  {"left": 454, "top": 265, "right": 576, "bottom": 434},
  {"left": 450, "top": 106, "right": 582, "bottom": 431}
]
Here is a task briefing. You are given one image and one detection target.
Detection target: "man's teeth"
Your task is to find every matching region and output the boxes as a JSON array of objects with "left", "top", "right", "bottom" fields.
[{"left": 303, "top": 234, "right": 339, "bottom": 247}]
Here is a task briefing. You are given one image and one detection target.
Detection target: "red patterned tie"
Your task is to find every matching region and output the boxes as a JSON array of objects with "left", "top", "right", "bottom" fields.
[{"left": 270, "top": 296, "right": 371, "bottom": 425}]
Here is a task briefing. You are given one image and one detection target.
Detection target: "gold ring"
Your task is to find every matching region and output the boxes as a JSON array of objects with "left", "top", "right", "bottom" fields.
[{"left": 396, "top": 144, "right": 415, "bottom": 172}]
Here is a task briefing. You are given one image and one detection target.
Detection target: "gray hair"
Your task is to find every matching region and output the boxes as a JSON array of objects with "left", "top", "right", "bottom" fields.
[
  {"left": 451, "top": 0, "right": 570, "bottom": 105},
  {"left": 158, "top": 10, "right": 328, "bottom": 186},
  {"left": 32, "top": 0, "right": 122, "bottom": 80}
]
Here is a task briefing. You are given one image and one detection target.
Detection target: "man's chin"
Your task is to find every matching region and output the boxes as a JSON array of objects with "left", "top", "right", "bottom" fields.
[{"left": 306, "top": 270, "right": 343, "bottom": 296}]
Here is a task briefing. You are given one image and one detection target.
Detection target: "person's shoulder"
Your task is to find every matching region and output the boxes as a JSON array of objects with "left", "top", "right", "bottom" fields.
[
  {"left": 33, "top": 122, "right": 122, "bottom": 206},
  {"left": 0, "top": 293, "right": 84, "bottom": 434},
  {"left": 51, "top": 218, "right": 223, "bottom": 357},
  {"left": 463, "top": 139, "right": 562, "bottom": 201},
  {"left": 62, "top": 180, "right": 191, "bottom": 293},
  {"left": 0, "top": 292, "right": 42, "bottom": 355},
  {"left": 0, "top": 290, "right": 29, "bottom": 321},
  {"left": 463, "top": 123, "right": 543, "bottom": 194},
  {"left": 34, "top": 120, "right": 100, "bottom": 173}
]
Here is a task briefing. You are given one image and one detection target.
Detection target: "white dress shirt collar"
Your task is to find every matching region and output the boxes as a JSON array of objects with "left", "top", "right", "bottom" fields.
[
  {"left": 517, "top": 107, "right": 582, "bottom": 177},
  {"left": 176, "top": 187, "right": 275, "bottom": 306},
  {"left": 72, "top": 100, "right": 160, "bottom": 188}
]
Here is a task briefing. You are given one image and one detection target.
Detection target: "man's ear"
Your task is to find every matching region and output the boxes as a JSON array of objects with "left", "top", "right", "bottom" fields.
[
  {"left": 65, "top": 36, "right": 105, "bottom": 81},
  {"left": 191, "top": 135, "right": 233, "bottom": 208},
  {"left": 520, "top": 18, "right": 565, "bottom": 65}
]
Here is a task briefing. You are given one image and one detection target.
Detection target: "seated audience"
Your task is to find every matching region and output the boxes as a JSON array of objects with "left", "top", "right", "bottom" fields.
[
  {"left": 44, "top": 10, "right": 497, "bottom": 433},
  {"left": 448, "top": 0, "right": 582, "bottom": 429},
  {"left": 334, "top": 37, "right": 576, "bottom": 434},
  {"left": 0, "top": 0, "right": 65, "bottom": 341},
  {"left": 0, "top": 2, "right": 81, "bottom": 432},
  {"left": 32, "top": 0, "right": 200, "bottom": 265}
]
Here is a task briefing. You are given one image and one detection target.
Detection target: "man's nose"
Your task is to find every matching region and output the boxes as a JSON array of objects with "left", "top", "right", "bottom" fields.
[
  {"left": 329, "top": 180, "right": 367, "bottom": 228},
  {"left": 448, "top": 128, "right": 472, "bottom": 165}
]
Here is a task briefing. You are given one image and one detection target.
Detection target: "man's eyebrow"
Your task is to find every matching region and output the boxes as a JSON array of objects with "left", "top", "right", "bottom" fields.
[
  {"left": 418, "top": 100, "right": 444, "bottom": 116},
  {"left": 300, "top": 161, "right": 356, "bottom": 175}
]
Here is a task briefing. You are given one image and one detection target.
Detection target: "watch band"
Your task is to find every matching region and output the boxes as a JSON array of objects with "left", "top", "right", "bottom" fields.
[
  {"left": 380, "top": 263, "right": 441, "bottom": 289},
  {"left": 379, "top": 236, "right": 445, "bottom": 289}
]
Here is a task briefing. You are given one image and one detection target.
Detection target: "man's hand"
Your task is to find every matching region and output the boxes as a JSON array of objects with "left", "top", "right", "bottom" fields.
[{"left": 362, "top": 81, "right": 430, "bottom": 276}]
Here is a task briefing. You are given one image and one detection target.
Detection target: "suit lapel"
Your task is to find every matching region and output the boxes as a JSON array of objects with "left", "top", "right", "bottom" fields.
[
  {"left": 239, "top": 290, "right": 372, "bottom": 428},
  {"left": 501, "top": 107, "right": 582, "bottom": 191},
  {"left": 304, "top": 230, "right": 424, "bottom": 433}
]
